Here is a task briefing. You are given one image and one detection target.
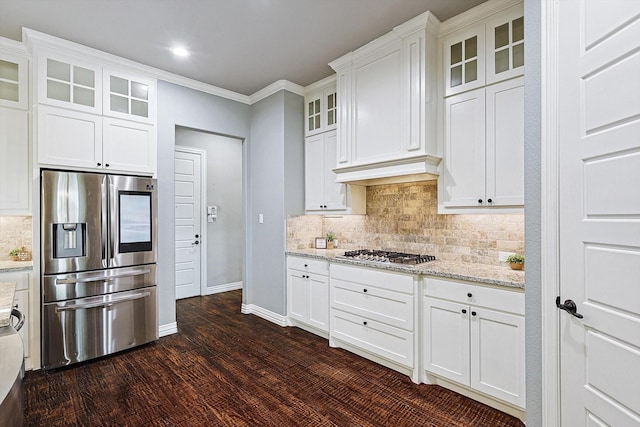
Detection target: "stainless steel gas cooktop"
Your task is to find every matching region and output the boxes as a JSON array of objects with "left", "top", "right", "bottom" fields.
[{"left": 339, "top": 249, "right": 436, "bottom": 265}]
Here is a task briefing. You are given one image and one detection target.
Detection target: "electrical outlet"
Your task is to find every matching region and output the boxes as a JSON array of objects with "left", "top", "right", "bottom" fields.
[{"left": 499, "top": 251, "right": 516, "bottom": 262}]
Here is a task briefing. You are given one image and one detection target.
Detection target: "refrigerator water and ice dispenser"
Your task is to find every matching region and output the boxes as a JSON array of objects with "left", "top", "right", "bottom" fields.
[{"left": 52, "top": 223, "right": 86, "bottom": 258}]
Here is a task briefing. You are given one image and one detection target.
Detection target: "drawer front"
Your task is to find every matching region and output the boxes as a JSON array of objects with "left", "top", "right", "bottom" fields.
[
  {"left": 424, "top": 277, "right": 524, "bottom": 316},
  {"left": 287, "top": 256, "right": 329, "bottom": 276},
  {"left": 331, "top": 309, "right": 414, "bottom": 368},
  {"left": 330, "top": 263, "right": 415, "bottom": 294},
  {"left": 331, "top": 278, "right": 414, "bottom": 330}
]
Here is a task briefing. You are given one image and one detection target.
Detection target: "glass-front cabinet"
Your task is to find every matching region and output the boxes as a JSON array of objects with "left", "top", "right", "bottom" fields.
[
  {"left": 442, "top": 4, "right": 523, "bottom": 97},
  {"left": 0, "top": 51, "right": 28, "bottom": 109},
  {"left": 103, "top": 69, "right": 155, "bottom": 124},
  {"left": 304, "top": 81, "right": 337, "bottom": 136},
  {"left": 38, "top": 52, "right": 102, "bottom": 114}
]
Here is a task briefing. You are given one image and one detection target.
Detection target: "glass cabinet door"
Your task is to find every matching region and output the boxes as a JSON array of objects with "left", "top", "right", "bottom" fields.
[
  {"left": 486, "top": 6, "right": 524, "bottom": 85},
  {"left": 325, "top": 90, "right": 337, "bottom": 131},
  {"left": 0, "top": 52, "right": 28, "bottom": 109},
  {"left": 443, "top": 25, "right": 485, "bottom": 97},
  {"left": 103, "top": 70, "right": 155, "bottom": 124}
]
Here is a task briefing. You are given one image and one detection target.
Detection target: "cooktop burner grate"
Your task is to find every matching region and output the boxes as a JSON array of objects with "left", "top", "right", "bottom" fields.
[{"left": 341, "top": 249, "right": 436, "bottom": 265}]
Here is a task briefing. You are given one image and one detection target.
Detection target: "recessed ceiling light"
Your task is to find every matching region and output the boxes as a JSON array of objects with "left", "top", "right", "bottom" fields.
[{"left": 171, "top": 47, "right": 190, "bottom": 57}]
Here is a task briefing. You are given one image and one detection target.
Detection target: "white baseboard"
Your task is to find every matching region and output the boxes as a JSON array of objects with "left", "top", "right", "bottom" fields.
[
  {"left": 159, "top": 322, "right": 178, "bottom": 337},
  {"left": 206, "top": 281, "right": 243, "bottom": 295},
  {"left": 241, "top": 303, "right": 287, "bottom": 327}
]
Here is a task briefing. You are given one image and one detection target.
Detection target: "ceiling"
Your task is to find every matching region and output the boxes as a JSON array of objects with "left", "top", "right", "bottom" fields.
[{"left": 0, "top": 0, "right": 486, "bottom": 96}]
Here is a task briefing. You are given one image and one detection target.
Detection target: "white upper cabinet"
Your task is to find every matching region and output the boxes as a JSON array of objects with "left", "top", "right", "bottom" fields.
[
  {"left": 28, "top": 31, "right": 158, "bottom": 176},
  {"left": 442, "top": 2, "right": 523, "bottom": 97},
  {"left": 103, "top": 69, "right": 156, "bottom": 124},
  {"left": 37, "top": 51, "right": 102, "bottom": 114},
  {"left": 330, "top": 12, "right": 441, "bottom": 184},
  {"left": 305, "top": 80, "right": 337, "bottom": 136},
  {"left": 0, "top": 106, "right": 30, "bottom": 214},
  {"left": 0, "top": 50, "right": 28, "bottom": 110}
]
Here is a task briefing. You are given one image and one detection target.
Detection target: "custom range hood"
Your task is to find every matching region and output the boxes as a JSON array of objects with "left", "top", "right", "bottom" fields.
[{"left": 330, "top": 10, "right": 441, "bottom": 186}]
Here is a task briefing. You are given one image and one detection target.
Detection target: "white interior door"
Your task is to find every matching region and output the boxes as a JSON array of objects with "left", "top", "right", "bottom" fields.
[
  {"left": 558, "top": 1, "right": 640, "bottom": 425},
  {"left": 175, "top": 148, "right": 203, "bottom": 300}
]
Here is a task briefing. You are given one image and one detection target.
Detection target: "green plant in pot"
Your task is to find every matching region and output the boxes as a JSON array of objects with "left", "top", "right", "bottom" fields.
[
  {"left": 506, "top": 254, "right": 525, "bottom": 270},
  {"left": 326, "top": 231, "right": 336, "bottom": 249},
  {"left": 8, "top": 248, "right": 21, "bottom": 261}
]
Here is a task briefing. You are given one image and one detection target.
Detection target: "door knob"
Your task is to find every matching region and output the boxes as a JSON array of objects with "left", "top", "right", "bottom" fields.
[
  {"left": 193, "top": 240, "right": 199, "bottom": 245},
  {"left": 556, "top": 296, "right": 583, "bottom": 319}
]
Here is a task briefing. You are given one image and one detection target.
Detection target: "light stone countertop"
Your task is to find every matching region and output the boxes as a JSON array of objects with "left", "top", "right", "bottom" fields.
[
  {"left": 0, "top": 261, "right": 33, "bottom": 273},
  {"left": 286, "top": 249, "right": 525, "bottom": 289}
]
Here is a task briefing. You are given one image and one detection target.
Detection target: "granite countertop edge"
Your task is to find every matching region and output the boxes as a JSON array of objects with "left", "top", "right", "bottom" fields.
[
  {"left": 286, "top": 249, "right": 525, "bottom": 290},
  {"left": 0, "top": 261, "right": 34, "bottom": 273}
]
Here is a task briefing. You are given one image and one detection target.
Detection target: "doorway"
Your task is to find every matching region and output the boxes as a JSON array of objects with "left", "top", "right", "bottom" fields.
[{"left": 175, "top": 127, "right": 244, "bottom": 299}]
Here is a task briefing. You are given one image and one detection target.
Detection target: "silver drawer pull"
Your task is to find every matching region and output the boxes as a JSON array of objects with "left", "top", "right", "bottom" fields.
[
  {"left": 55, "top": 291, "right": 151, "bottom": 312},
  {"left": 56, "top": 268, "right": 151, "bottom": 285}
]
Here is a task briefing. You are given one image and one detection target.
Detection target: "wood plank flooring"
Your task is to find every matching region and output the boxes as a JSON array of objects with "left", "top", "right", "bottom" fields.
[{"left": 24, "top": 290, "right": 525, "bottom": 426}]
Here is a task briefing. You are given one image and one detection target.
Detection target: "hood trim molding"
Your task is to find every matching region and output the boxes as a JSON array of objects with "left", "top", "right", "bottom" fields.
[{"left": 333, "top": 155, "right": 441, "bottom": 185}]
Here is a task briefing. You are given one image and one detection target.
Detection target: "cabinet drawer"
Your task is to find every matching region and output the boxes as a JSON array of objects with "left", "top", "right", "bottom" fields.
[
  {"left": 331, "top": 278, "right": 414, "bottom": 330},
  {"left": 424, "top": 277, "right": 524, "bottom": 316},
  {"left": 330, "top": 264, "right": 415, "bottom": 294},
  {"left": 287, "top": 256, "right": 328, "bottom": 276},
  {"left": 331, "top": 309, "right": 414, "bottom": 368}
]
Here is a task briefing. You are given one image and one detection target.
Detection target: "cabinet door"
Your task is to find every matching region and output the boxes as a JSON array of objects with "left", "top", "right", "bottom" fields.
[
  {"left": 308, "top": 274, "right": 329, "bottom": 332},
  {"left": 103, "top": 69, "right": 156, "bottom": 124},
  {"left": 38, "top": 52, "right": 101, "bottom": 114},
  {"left": 304, "top": 133, "right": 326, "bottom": 211},
  {"left": 443, "top": 24, "right": 486, "bottom": 97},
  {"left": 305, "top": 91, "right": 323, "bottom": 136},
  {"left": 37, "top": 105, "right": 103, "bottom": 170},
  {"left": 0, "top": 107, "right": 29, "bottom": 214},
  {"left": 324, "top": 88, "right": 338, "bottom": 132},
  {"left": 485, "top": 5, "right": 524, "bottom": 85},
  {"left": 352, "top": 42, "right": 403, "bottom": 165},
  {"left": 423, "top": 297, "right": 470, "bottom": 385},
  {"left": 0, "top": 52, "right": 28, "bottom": 109},
  {"left": 442, "top": 88, "right": 486, "bottom": 208},
  {"left": 12, "top": 289, "right": 29, "bottom": 358},
  {"left": 322, "top": 131, "right": 347, "bottom": 210},
  {"left": 485, "top": 78, "right": 524, "bottom": 206},
  {"left": 288, "top": 269, "right": 309, "bottom": 323},
  {"left": 335, "top": 68, "right": 351, "bottom": 166},
  {"left": 470, "top": 307, "right": 525, "bottom": 408},
  {"left": 103, "top": 117, "right": 156, "bottom": 175}
]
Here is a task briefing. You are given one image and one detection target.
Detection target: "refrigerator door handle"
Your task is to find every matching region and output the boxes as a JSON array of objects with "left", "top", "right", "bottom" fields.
[
  {"left": 101, "top": 175, "right": 109, "bottom": 268},
  {"left": 54, "top": 291, "right": 151, "bottom": 312},
  {"left": 55, "top": 268, "right": 152, "bottom": 285}
]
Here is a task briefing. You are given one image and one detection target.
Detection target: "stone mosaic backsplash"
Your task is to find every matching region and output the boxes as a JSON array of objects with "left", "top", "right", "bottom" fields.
[
  {"left": 287, "top": 181, "right": 524, "bottom": 266},
  {"left": 0, "top": 216, "right": 32, "bottom": 261}
]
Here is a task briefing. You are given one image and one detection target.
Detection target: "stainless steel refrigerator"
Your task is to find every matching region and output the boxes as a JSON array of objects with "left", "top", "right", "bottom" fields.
[{"left": 41, "top": 170, "right": 158, "bottom": 370}]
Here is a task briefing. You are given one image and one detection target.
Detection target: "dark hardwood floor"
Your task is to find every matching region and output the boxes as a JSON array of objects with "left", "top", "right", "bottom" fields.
[{"left": 25, "top": 290, "right": 525, "bottom": 426}]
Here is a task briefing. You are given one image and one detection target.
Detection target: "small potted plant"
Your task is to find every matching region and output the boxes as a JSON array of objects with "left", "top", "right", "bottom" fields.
[
  {"left": 8, "top": 248, "right": 21, "bottom": 261},
  {"left": 326, "top": 231, "right": 336, "bottom": 249},
  {"left": 506, "top": 254, "right": 525, "bottom": 270}
]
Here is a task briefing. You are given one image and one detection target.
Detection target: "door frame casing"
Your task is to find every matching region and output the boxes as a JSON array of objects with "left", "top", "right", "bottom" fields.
[
  {"left": 174, "top": 145, "right": 208, "bottom": 298},
  {"left": 540, "top": 0, "right": 561, "bottom": 425}
]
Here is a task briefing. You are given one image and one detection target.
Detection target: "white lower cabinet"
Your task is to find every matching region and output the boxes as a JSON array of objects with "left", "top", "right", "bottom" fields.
[
  {"left": 423, "top": 277, "right": 525, "bottom": 409},
  {"left": 329, "top": 263, "right": 418, "bottom": 382},
  {"left": 287, "top": 256, "right": 329, "bottom": 336}
]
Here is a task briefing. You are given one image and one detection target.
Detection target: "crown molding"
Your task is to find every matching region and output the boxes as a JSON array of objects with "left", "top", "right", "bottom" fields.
[
  {"left": 303, "top": 74, "right": 336, "bottom": 96},
  {"left": 394, "top": 11, "right": 441, "bottom": 38},
  {"left": 249, "top": 79, "right": 304, "bottom": 104},
  {"left": 0, "top": 35, "right": 29, "bottom": 57},
  {"left": 438, "top": 0, "right": 523, "bottom": 38}
]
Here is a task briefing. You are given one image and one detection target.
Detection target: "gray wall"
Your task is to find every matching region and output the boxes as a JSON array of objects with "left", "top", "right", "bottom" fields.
[
  {"left": 524, "top": 1, "right": 542, "bottom": 425},
  {"left": 247, "top": 90, "right": 304, "bottom": 314},
  {"left": 175, "top": 127, "right": 244, "bottom": 289},
  {"left": 156, "top": 81, "right": 250, "bottom": 326}
]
